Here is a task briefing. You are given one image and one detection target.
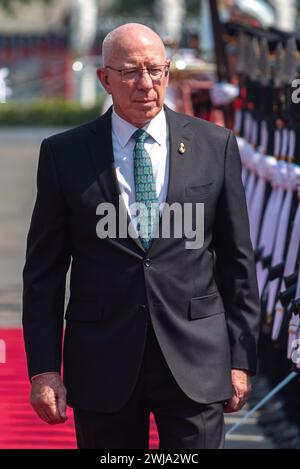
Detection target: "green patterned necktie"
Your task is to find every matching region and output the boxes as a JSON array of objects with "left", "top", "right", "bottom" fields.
[{"left": 133, "top": 129, "right": 159, "bottom": 250}]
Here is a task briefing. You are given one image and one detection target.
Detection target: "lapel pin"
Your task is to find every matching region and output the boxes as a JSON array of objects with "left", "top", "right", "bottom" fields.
[{"left": 178, "top": 142, "right": 186, "bottom": 154}]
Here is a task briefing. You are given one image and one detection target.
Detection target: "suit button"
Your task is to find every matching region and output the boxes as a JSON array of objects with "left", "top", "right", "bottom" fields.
[
  {"left": 144, "top": 258, "right": 151, "bottom": 267},
  {"left": 139, "top": 304, "right": 148, "bottom": 313}
]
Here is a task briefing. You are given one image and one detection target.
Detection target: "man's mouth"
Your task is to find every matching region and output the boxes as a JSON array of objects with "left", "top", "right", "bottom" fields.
[{"left": 135, "top": 100, "right": 155, "bottom": 105}]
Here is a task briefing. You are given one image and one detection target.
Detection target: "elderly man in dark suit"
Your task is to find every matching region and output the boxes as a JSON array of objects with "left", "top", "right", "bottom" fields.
[{"left": 22, "top": 23, "right": 260, "bottom": 449}]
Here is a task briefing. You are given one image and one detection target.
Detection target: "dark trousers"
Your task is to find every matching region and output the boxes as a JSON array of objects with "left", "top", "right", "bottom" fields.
[{"left": 73, "top": 319, "right": 225, "bottom": 449}]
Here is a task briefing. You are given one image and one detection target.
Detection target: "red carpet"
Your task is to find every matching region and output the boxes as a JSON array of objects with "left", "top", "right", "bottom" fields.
[{"left": 0, "top": 329, "right": 159, "bottom": 449}]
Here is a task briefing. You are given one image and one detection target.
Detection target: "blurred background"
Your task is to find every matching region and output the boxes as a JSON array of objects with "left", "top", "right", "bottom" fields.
[
  {"left": 2, "top": 0, "right": 300, "bottom": 451},
  {"left": 0, "top": 0, "right": 298, "bottom": 123}
]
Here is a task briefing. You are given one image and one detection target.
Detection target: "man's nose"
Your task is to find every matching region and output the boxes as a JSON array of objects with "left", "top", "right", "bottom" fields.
[{"left": 136, "top": 70, "right": 153, "bottom": 90}]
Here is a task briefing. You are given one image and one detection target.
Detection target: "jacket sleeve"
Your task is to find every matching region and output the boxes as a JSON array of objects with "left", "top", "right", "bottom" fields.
[
  {"left": 22, "top": 138, "right": 71, "bottom": 380},
  {"left": 213, "top": 130, "right": 261, "bottom": 374}
]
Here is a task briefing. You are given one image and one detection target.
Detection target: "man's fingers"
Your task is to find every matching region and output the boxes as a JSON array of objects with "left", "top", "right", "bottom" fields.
[
  {"left": 223, "top": 397, "right": 237, "bottom": 413},
  {"left": 57, "top": 399, "right": 67, "bottom": 420},
  {"left": 32, "top": 400, "right": 61, "bottom": 424},
  {"left": 43, "top": 390, "right": 67, "bottom": 423},
  {"left": 30, "top": 375, "right": 68, "bottom": 425},
  {"left": 57, "top": 388, "right": 67, "bottom": 420},
  {"left": 43, "top": 401, "right": 66, "bottom": 424},
  {"left": 224, "top": 370, "right": 252, "bottom": 413},
  {"left": 223, "top": 395, "right": 246, "bottom": 413},
  {"left": 31, "top": 401, "right": 54, "bottom": 425}
]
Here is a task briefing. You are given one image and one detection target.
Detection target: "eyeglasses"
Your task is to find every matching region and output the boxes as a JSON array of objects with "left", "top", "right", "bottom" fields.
[{"left": 105, "top": 64, "right": 169, "bottom": 83}]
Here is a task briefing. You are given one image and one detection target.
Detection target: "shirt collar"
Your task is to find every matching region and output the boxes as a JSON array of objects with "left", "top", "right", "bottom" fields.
[{"left": 111, "top": 106, "right": 167, "bottom": 148}]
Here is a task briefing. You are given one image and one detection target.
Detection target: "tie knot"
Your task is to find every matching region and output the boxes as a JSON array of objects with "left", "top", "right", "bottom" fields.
[{"left": 133, "top": 129, "right": 149, "bottom": 143}]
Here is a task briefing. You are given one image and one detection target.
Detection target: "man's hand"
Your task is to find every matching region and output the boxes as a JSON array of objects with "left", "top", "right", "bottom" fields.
[
  {"left": 223, "top": 369, "right": 252, "bottom": 413},
  {"left": 30, "top": 372, "right": 68, "bottom": 425}
]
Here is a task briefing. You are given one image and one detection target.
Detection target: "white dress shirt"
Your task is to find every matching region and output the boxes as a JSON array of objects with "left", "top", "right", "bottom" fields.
[{"left": 111, "top": 107, "right": 169, "bottom": 232}]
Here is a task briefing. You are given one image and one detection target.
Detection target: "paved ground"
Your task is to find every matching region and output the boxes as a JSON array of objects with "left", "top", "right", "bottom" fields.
[
  {"left": 0, "top": 127, "right": 70, "bottom": 327},
  {"left": 224, "top": 407, "right": 274, "bottom": 449},
  {"left": 0, "top": 127, "right": 274, "bottom": 449}
]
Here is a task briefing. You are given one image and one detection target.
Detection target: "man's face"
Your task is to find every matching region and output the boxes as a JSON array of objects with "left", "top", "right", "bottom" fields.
[{"left": 97, "top": 40, "right": 170, "bottom": 127}]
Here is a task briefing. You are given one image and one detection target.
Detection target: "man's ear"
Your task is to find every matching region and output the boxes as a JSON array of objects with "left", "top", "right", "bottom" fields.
[
  {"left": 96, "top": 68, "right": 111, "bottom": 94},
  {"left": 165, "top": 61, "right": 171, "bottom": 86},
  {"left": 165, "top": 60, "right": 171, "bottom": 85}
]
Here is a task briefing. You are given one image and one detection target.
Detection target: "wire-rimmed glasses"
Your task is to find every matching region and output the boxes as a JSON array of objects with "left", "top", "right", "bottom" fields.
[{"left": 105, "top": 64, "right": 169, "bottom": 83}]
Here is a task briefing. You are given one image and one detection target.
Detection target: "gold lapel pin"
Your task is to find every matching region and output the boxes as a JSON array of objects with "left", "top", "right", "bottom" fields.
[{"left": 178, "top": 142, "right": 186, "bottom": 154}]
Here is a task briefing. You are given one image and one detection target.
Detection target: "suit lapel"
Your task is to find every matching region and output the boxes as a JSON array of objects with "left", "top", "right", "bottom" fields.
[
  {"left": 148, "top": 105, "right": 195, "bottom": 253},
  {"left": 86, "top": 107, "right": 120, "bottom": 207},
  {"left": 86, "top": 107, "right": 145, "bottom": 254},
  {"left": 85, "top": 105, "right": 195, "bottom": 256}
]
